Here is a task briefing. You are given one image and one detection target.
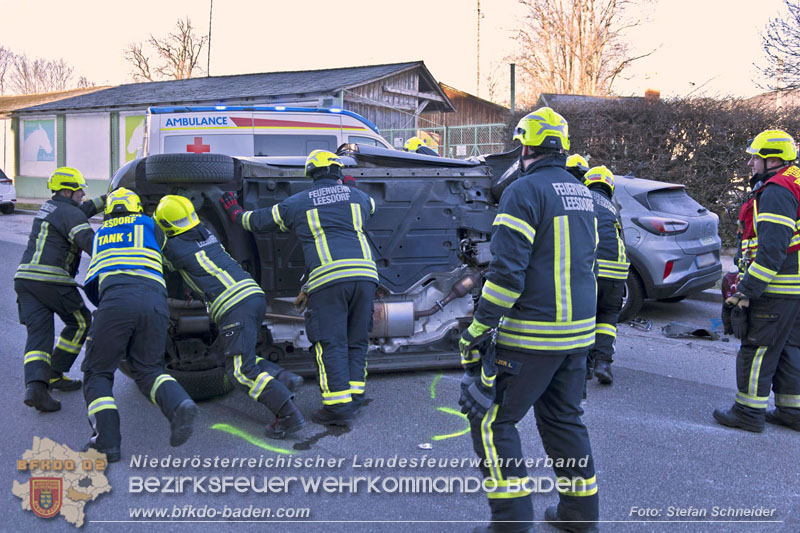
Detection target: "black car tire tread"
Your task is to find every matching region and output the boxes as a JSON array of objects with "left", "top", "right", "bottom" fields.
[
  {"left": 0, "top": 203, "right": 14, "bottom": 214},
  {"left": 119, "top": 358, "right": 233, "bottom": 401},
  {"left": 619, "top": 270, "right": 645, "bottom": 322},
  {"left": 145, "top": 154, "right": 235, "bottom": 184}
]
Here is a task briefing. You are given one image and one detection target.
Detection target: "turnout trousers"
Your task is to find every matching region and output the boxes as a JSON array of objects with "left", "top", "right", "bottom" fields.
[
  {"left": 469, "top": 347, "right": 599, "bottom": 530},
  {"left": 733, "top": 295, "right": 800, "bottom": 423},
  {"left": 81, "top": 284, "right": 191, "bottom": 450},
  {"left": 218, "top": 295, "right": 293, "bottom": 414},
  {"left": 304, "top": 281, "right": 376, "bottom": 412},
  {"left": 588, "top": 278, "right": 624, "bottom": 366},
  {"left": 14, "top": 279, "right": 92, "bottom": 385}
]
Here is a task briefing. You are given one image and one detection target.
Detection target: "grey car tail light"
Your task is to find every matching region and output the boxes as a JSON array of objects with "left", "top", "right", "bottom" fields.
[{"left": 632, "top": 216, "right": 689, "bottom": 236}]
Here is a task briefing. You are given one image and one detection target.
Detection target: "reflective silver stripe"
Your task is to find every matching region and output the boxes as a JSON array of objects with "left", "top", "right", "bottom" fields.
[
  {"left": 749, "top": 346, "right": 767, "bottom": 397},
  {"left": 557, "top": 475, "right": 598, "bottom": 496},
  {"left": 307, "top": 268, "right": 378, "bottom": 292},
  {"left": 775, "top": 394, "right": 800, "bottom": 407},
  {"left": 595, "top": 323, "right": 616, "bottom": 337},
  {"left": 211, "top": 285, "right": 264, "bottom": 323},
  {"left": 493, "top": 213, "right": 535, "bottom": 244},
  {"left": 242, "top": 211, "right": 253, "bottom": 231},
  {"left": 351, "top": 203, "right": 372, "bottom": 260},
  {"left": 249, "top": 372, "right": 273, "bottom": 400},
  {"left": 24, "top": 351, "right": 50, "bottom": 364},
  {"left": 309, "top": 259, "right": 377, "bottom": 281},
  {"left": 150, "top": 374, "right": 177, "bottom": 404},
  {"left": 209, "top": 279, "right": 261, "bottom": 318},
  {"left": 87, "top": 396, "right": 117, "bottom": 416},
  {"left": 31, "top": 221, "right": 50, "bottom": 264},
  {"left": 501, "top": 316, "right": 595, "bottom": 333},
  {"left": 271, "top": 204, "right": 287, "bottom": 232},
  {"left": 764, "top": 286, "right": 800, "bottom": 295},
  {"left": 756, "top": 212, "right": 796, "bottom": 230},
  {"left": 322, "top": 390, "right": 352, "bottom": 405},
  {"left": 747, "top": 262, "right": 777, "bottom": 283},
  {"left": 554, "top": 216, "right": 569, "bottom": 322},
  {"left": 497, "top": 330, "right": 595, "bottom": 350},
  {"left": 481, "top": 404, "right": 502, "bottom": 481},
  {"left": 481, "top": 281, "right": 519, "bottom": 309},
  {"left": 349, "top": 381, "right": 365, "bottom": 393},
  {"left": 69, "top": 223, "right": 91, "bottom": 241},
  {"left": 735, "top": 391, "right": 768, "bottom": 409}
]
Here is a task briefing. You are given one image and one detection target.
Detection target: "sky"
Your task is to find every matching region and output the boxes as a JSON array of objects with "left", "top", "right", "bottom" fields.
[{"left": 0, "top": 0, "right": 787, "bottom": 102}]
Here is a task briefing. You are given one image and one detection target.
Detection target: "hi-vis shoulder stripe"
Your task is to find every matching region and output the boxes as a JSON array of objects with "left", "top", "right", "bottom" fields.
[
  {"left": 756, "top": 212, "right": 796, "bottom": 230},
  {"left": 68, "top": 223, "right": 91, "bottom": 241},
  {"left": 493, "top": 213, "right": 535, "bottom": 244}
]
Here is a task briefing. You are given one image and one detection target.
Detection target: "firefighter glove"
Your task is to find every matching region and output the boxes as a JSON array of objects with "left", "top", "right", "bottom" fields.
[
  {"left": 725, "top": 292, "right": 750, "bottom": 309},
  {"left": 459, "top": 319, "right": 489, "bottom": 365},
  {"left": 731, "top": 306, "right": 749, "bottom": 340},
  {"left": 721, "top": 302, "right": 734, "bottom": 336},
  {"left": 220, "top": 192, "right": 244, "bottom": 223},
  {"left": 294, "top": 286, "right": 309, "bottom": 313},
  {"left": 459, "top": 368, "right": 496, "bottom": 422}
]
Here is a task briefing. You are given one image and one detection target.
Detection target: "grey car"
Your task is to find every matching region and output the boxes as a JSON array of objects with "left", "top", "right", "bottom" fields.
[
  {"left": 0, "top": 167, "right": 15, "bottom": 214},
  {"left": 614, "top": 174, "right": 722, "bottom": 320}
]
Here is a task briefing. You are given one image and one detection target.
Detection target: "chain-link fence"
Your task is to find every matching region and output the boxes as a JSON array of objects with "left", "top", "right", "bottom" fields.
[{"left": 380, "top": 124, "right": 508, "bottom": 158}]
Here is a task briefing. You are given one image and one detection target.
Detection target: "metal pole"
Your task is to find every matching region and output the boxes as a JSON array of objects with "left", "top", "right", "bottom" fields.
[
  {"left": 510, "top": 63, "right": 516, "bottom": 113},
  {"left": 476, "top": 0, "right": 481, "bottom": 97},
  {"left": 207, "top": 0, "right": 213, "bottom": 76}
]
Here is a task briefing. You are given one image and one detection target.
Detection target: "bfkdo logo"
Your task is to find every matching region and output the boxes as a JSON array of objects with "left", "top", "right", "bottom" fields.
[{"left": 30, "top": 478, "right": 62, "bottom": 518}]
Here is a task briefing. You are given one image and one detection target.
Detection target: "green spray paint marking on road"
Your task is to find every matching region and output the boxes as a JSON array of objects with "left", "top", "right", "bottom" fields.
[
  {"left": 430, "top": 373, "right": 443, "bottom": 399},
  {"left": 432, "top": 407, "right": 470, "bottom": 441},
  {"left": 210, "top": 423, "right": 297, "bottom": 455}
]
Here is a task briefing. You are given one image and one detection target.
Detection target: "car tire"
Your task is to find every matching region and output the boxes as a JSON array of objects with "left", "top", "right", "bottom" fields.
[
  {"left": 119, "top": 358, "right": 234, "bottom": 401},
  {"left": 0, "top": 203, "right": 14, "bottom": 214},
  {"left": 657, "top": 295, "right": 688, "bottom": 303},
  {"left": 619, "top": 270, "right": 644, "bottom": 322},
  {"left": 145, "top": 154, "right": 235, "bottom": 184}
]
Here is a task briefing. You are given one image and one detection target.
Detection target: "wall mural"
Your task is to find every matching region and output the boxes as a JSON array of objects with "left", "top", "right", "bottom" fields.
[
  {"left": 23, "top": 119, "right": 55, "bottom": 161},
  {"left": 124, "top": 115, "right": 145, "bottom": 161}
]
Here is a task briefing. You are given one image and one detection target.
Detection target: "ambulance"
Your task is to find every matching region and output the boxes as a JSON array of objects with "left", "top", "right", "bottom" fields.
[{"left": 144, "top": 105, "right": 393, "bottom": 157}]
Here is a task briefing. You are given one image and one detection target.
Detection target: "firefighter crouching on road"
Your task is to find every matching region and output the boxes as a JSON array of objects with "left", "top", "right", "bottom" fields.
[
  {"left": 82, "top": 188, "right": 198, "bottom": 462},
  {"left": 459, "top": 108, "right": 600, "bottom": 532},
  {"left": 221, "top": 149, "right": 378, "bottom": 428},
  {"left": 584, "top": 165, "right": 629, "bottom": 386},
  {"left": 14, "top": 167, "right": 105, "bottom": 412},
  {"left": 154, "top": 194, "right": 305, "bottom": 439},
  {"left": 714, "top": 130, "right": 800, "bottom": 433}
]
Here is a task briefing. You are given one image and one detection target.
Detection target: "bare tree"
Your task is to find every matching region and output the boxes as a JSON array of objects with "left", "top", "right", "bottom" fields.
[
  {"left": 7, "top": 55, "right": 81, "bottom": 94},
  {"left": 124, "top": 17, "right": 208, "bottom": 82},
  {"left": 758, "top": 0, "right": 800, "bottom": 90},
  {"left": 511, "top": 0, "right": 651, "bottom": 99},
  {"left": 0, "top": 46, "right": 14, "bottom": 95}
]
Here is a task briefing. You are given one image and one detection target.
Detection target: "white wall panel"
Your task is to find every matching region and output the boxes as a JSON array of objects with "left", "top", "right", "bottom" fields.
[{"left": 66, "top": 113, "right": 109, "bottom": 179}]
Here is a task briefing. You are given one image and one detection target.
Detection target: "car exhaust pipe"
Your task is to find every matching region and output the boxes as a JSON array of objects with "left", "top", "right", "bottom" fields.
[{"left": 413, "top": 271, "right": 481, "bottom": 319}]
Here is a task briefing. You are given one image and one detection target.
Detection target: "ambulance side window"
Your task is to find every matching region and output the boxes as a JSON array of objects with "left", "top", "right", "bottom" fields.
[{"left": 254, "top": 135, "right": 337, "bottom": 156}]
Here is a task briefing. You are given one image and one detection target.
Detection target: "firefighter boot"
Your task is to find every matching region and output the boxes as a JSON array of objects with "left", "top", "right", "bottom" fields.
[
  {"left": 713, "top": 405, "right": 764, "bottom": 432},
  {"left": 594, "top": 361, "right": 614, "bottom": 385},
  {"left": 49, "top": 370, "right": 82, "bottom": 391},
  {"left": 24, "top": 381, "right": 61, "bottom": 412},
  {"left": 265, "top": 400, "right": 305, "bottom": 439},
  {"left": 545, "top": 506, "right": 599, "bottom": 533},
  {"left": 83, "top": 441, "right": 121, "bottom": 463},
  {"left": 276, "top": 369, "right": 304, "bottom": 393},
  {"left": 765, "top": 408, "right": 800, "bottom": 431},
  {"left": 312, "top": 404, "right": 353, "bottom": 427},
  {"left": 169, "top": 399, "right": 199, "bottom": 447}
]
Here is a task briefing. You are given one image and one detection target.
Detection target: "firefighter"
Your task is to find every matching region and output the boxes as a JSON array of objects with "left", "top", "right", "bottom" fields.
[
  {"left": 403, "top": 136, "right": 439, "bottom": 156},
  {"left": 14, "top": 167, "right": 104, "bottom": 412},
  {"left": 584, "top": 165, "right": 629, "bottom": 385},
  {"left": 82, "top": 188, "right": 198, "bottom": 462},
  {"left": 565, "top": 154, "right": 590, "bottom": 182},
  {"left": 220, "top": 149, "right": 378, "bottom": 427},
  {"left": 459, "top": 107, "right": 599, "bottom": 532},
  {"left": 715, "top": 130, "right": 800, "bottom": 433},
  {"left": 154, "top": 194, "right": 305, "bottom": 439}
]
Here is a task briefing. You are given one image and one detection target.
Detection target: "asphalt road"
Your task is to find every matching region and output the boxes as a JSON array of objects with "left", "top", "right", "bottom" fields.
[{"left": 1, "top": 211, "right": 798, "bottom": 532}]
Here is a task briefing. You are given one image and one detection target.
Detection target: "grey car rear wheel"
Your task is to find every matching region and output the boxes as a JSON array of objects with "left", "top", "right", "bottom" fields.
[{"left": 619, "top": 270, "right": 644, "bottom": 322}]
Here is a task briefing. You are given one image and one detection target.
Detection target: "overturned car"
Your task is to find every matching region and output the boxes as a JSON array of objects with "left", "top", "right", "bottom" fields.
[{"left": 110, "top": 145, "right": 516, "bottom": 399}]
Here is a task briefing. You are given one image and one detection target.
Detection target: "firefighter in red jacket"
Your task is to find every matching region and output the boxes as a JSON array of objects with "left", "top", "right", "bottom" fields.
[{"left": 715, "top": 130, "right": 800, "bottom": 432}]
